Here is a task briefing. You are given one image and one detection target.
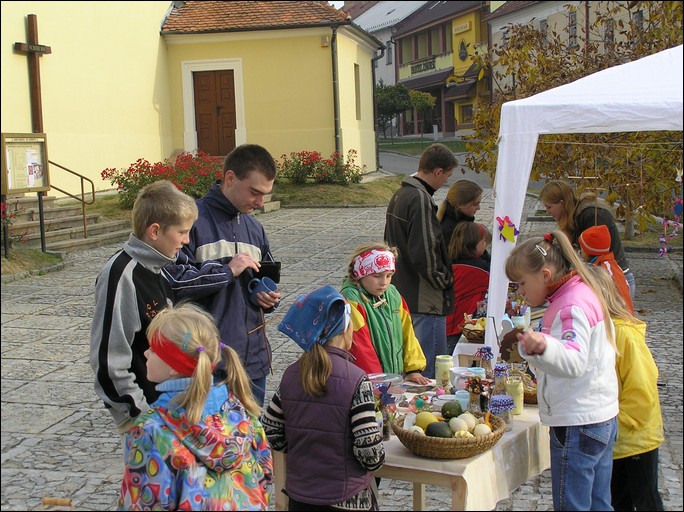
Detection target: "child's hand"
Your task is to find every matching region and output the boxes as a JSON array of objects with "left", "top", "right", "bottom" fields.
[
  {"left": 405, "top": 372, "right": 431, "bottom": 385},
  {"left": 516, "top": 329, "right": 547, "bottom": 356}
]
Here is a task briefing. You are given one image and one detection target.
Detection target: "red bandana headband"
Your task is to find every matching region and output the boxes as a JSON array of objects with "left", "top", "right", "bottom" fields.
[
  {"left": 352, "top": 249, "right": 395, "bottom": 279},
  {"left": 150, "top": 332, "right": 217, "bottom": 377}
]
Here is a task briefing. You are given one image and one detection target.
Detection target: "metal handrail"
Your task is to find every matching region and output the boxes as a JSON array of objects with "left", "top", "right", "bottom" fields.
[{"left": 47, "top": 159, "right": 96, "bottom": 238}]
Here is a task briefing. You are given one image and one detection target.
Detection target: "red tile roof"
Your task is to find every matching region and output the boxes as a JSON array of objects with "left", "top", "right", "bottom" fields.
[{"left": 161, "top": 1, "right": 350, "bottom": 34}]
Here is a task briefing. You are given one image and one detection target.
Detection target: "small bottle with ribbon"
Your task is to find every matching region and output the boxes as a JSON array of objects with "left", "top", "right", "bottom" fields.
[{"left": 489, "top": 394, "right": 515, "bottom": 431}]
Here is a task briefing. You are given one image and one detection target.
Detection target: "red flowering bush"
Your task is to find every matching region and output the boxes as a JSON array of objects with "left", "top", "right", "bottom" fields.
[
  {"left": 101, "top": 150, "right": 223, "bottom": 209},
  {"left": 1, "top": 201, "right": 29, "bottom": 247},
  {"left": 277, "top": 150, "right": 322, "bottom": 184},
  {"left": 278, "top": 149, "right": 365, "bottom": 186}
]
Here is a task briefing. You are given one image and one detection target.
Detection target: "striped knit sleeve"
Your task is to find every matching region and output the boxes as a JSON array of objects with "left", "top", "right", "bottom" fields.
[
  {"left": 351, "top": 378, "right": 385, "bottom": 472},
  {"left": 261, "top": 388, "right": 288, "bottom": 452}
]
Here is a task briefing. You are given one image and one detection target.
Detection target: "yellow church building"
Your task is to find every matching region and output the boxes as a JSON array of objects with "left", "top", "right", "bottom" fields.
[{"left": 1, "top": 1, "right": 382, "bottom": 198}]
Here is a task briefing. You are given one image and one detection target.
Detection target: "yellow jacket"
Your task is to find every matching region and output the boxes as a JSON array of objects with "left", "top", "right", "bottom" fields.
[{"left": 613, "top": 318, "right": 664, "bottom": 459}]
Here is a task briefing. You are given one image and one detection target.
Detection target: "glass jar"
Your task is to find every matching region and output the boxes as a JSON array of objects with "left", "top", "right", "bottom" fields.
[
  {"left": 506, "top": 375, "right": 524, "bottom": 415},
  {"left": 489, "top": 394, "right": 515, "bottom": 431},
  {"left": 468, "top": 391, "right": 482, "bottom": 414},
  {"left": 493, "top": 375, "right": 508, "bottom": 395},
  {"left": 494, "top": 408, "right": 513, "bottom": 431},
  {"left": 435, "top": 355, "right": 453, "bottom": 390}
]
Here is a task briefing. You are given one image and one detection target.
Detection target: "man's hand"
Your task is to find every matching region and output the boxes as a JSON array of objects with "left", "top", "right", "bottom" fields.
[
  {"left": 256, "top": 289, "right": 281, "bottom": 309},
  {"left": 227, "top": 253, "right": 260, "bottom": 277},
  {"left": 516, "top": 329, "right": 547, "bottom": 356}
]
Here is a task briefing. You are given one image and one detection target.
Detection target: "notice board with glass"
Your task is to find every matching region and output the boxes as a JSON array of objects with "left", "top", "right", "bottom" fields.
[{"left": 1, "top": 133, "right": 50, "bottom": 195}]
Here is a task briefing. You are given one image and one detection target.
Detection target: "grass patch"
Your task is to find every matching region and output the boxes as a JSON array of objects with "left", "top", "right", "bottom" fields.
[
  {"left": 1, "top": 247, "right": 63, "bottom": 276},
  {"left": 273, "top": 175, "right": 403, "bottom": 207},
  {"left": 378, "top": 138, "right": 466, "bottom": 156}
]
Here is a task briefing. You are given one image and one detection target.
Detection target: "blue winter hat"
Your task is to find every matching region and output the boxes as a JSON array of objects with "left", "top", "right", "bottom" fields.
[{"left": 278, "top": 285, "right": 350, "bottom": 352}]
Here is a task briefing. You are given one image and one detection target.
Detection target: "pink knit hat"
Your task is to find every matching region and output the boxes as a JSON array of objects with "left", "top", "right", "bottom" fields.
[{"left": 578, "top": 225, "right": 611, "bottom": 256}]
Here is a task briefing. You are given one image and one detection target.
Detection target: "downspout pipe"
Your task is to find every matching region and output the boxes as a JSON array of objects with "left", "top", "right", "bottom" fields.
[
  {"left": 371, "top": 45, "right": 386, "bottom": 170},
  {"left": 331, "top": 26, "right": 341, "bottom": 155}
]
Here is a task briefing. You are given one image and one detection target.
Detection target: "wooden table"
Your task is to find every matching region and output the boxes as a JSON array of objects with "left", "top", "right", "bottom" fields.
[{"left": 273, "top": 406, "right": 549, "bottom": 511}]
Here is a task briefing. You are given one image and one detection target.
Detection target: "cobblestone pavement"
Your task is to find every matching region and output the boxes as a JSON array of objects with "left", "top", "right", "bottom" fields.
[{"left": 2, "top": 186, "right": 682, "bottom": 511}]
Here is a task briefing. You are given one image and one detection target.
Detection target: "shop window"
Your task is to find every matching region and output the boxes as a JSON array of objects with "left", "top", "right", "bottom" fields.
[
  {"left": 568, "top": 11, "right": 577, "bottom": 48},
  {"left": 461, "top": 104, "right": 473, "bottom": 123}
]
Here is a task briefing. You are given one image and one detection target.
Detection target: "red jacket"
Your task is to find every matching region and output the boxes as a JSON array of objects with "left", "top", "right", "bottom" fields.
[{"left": 446, "top": 257, "right": 490, "bottom": 336}]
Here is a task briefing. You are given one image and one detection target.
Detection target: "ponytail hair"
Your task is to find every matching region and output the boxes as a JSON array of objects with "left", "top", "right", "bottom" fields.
[
  {"left": 216, "top": 345, "right": 260, "bottom": 416},
  {"left": 299, "top": 343, "right": 332, "bottom": 397},
  {"left": 146, "top": 302, "right": 260, "bottom": 421},
  {"left": 297, "top": 322, "right": 353, "bottom": 397}
]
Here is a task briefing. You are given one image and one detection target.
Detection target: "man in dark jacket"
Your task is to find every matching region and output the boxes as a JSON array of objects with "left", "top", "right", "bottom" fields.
[
  {"left": 384, "top": 143, "right": 457, "bottom": 378},
  {"left": 163, "top": 144, "right": 281, "bottom": 405}
]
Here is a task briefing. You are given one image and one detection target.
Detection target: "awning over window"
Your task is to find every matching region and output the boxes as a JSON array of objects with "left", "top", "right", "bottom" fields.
[
  {"left": 398, "top": 67, "right": 454, "bottom": 90},
  {"left": 444, "top": 80, "right": 476, "bottom": 101}
]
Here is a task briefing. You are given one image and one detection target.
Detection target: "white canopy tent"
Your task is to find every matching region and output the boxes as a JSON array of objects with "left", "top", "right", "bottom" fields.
[{"left": 485, "top": 44, "right": 684, "bottom": 354}]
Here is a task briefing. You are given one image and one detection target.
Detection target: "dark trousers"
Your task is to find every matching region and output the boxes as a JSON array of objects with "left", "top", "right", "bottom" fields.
[{"left": 611, "top": 448, "right": 664, "bottom": 511}]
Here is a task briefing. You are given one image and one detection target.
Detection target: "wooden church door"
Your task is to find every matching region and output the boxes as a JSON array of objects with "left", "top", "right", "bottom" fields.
[{"left": 193, "top": 70, "right": 236, "bottom": 157}]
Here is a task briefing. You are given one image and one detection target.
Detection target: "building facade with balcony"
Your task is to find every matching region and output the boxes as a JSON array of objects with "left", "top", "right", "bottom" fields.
[{"left": 391, "top": 1, "right": 491, "bottom": 137}]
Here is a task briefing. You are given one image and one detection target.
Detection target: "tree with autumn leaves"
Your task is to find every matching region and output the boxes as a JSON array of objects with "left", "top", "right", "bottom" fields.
[{"left": 465, "top": 1, "right": 683, "bottom": 237}]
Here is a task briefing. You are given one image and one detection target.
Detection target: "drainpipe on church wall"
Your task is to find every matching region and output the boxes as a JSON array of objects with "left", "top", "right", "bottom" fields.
[
  {"left": 371, "top": 45, "right": 385, "bottom": 171},
  {"left": 331, "top": 26, "right": 341, "bottom": 155}
]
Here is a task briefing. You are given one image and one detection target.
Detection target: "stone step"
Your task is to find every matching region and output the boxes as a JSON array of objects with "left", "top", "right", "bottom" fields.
[
  {"left": 47, "top": 228, "right": 132, "bottom": 254},
  {"left": 260, "top": 200, "right": 281, "bottom": 213},
  {"left": 21, "top": 219, "right": 131, "bottom": 249},
  {"left": 4, "top": 189, "right": 280, "bottom": 256},
  {"left": 10, "top": 204, "right": 87, "bottom": 223},
  {"left": 8, "top": 213, "right": 102, "bottom": 236}
]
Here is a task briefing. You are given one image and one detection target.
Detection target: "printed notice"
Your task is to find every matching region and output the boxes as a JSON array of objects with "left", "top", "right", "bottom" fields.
[{"left": 2, "top": 134, "right": 50, "bottom": 194}]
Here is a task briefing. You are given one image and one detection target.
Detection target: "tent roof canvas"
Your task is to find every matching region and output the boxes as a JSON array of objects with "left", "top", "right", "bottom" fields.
[{"left": 486, "top": 45, "right": 683, "bottom": 352}]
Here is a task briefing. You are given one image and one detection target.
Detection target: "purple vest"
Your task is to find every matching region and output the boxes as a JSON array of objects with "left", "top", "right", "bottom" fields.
[{"left": 279, "top": 346, "right": 373, "bottom": 505}]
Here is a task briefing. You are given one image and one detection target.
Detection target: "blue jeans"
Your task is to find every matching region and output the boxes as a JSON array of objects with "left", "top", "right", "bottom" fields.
[
  {"left": 251, "top": 375, "right": 267, "bottom": 407},
  {"left": 410, "top": 314, "right": 447, "bottom": 379},
  {"left": 624, "top": 270, "right": 636, "bottom": 300},
  {"left": 549, "top": 417, "right": 617, "bottom": 511}
]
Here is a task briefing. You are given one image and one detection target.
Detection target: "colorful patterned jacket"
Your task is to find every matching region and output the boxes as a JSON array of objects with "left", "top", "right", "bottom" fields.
[{"left": 119, "top": 378, "right": 272, "bottom": 510}]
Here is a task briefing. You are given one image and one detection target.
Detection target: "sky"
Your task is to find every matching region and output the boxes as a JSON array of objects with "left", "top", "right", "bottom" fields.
[{"left": 328, "top": 1, "right": 345, "bottom": 9}]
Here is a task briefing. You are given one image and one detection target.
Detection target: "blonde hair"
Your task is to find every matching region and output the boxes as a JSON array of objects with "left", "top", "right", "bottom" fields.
[
  {"left": 448, "top": 222, "right": 491, "bottom": 260},
  {"left": 298, "top": 324, "right": 353, "bottom": 397},
  {"left": 539, "top": 180, "right": 578, "bottom": 238},
  {"left": 146, "top": 302, "right": 259, "bottom": 422},
  {"left": 132, "top": 180, "right": 198, "bottom": 238},
  {"left": 437, "top": 179, "right": 483, "bottom": 222},
  {"left": 346, "top": 241, "right": 398, "bottom": 282},
  {"left": 505, "top": 229, "right": 616, "bottom": 349},
  {"left": 586, "top": 265, "right": 635, "bottom": 323}
]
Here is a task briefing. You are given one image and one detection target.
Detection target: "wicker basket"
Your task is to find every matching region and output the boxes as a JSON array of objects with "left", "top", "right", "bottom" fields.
[
  {"left": 510, "top": 368, "right": 538, "bottom": 404},
  {"left": 391, "top": 413, "right": 506, "bottom": 459},
  {"left": 461, "top": 329, "right": 485, "bottom": 343},
  {"left": 524, "top": 387, "right": 538, "bottom": 404}
]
